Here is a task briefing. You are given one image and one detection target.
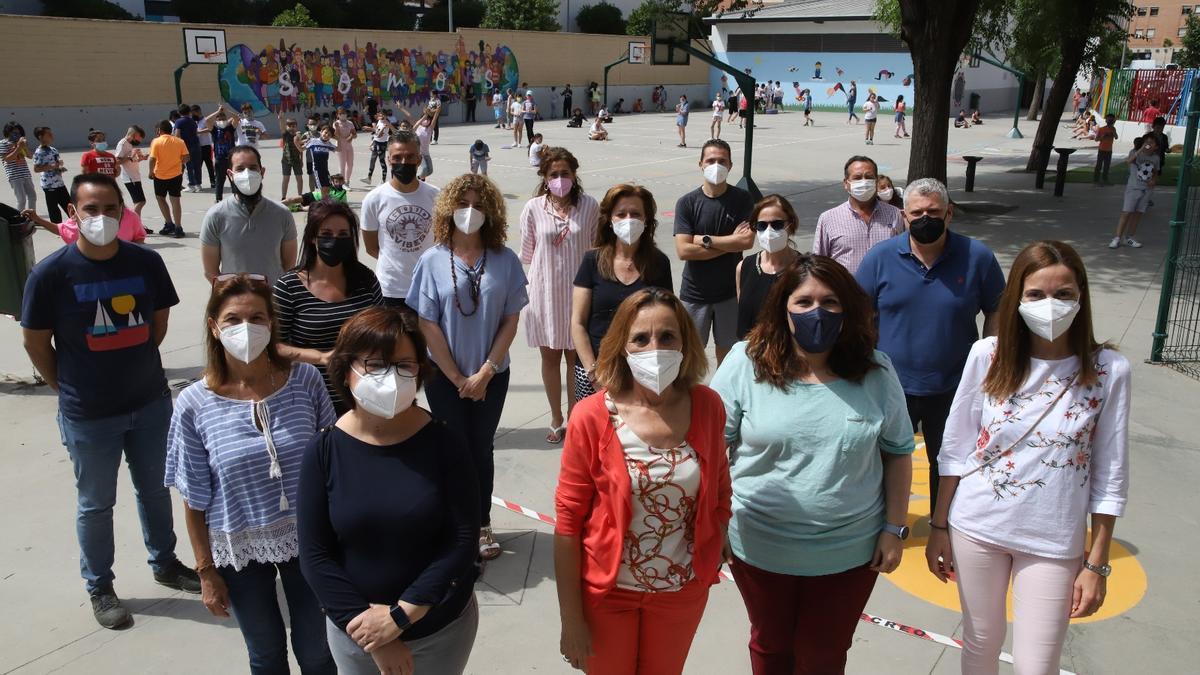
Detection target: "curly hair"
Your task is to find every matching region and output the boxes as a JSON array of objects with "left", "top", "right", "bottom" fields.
[
  {"left": 534, "top": 146, "right": 583, "bottom": 206},
  {"left": 431, "top": 173, "right": 509, "bottom": 250}
]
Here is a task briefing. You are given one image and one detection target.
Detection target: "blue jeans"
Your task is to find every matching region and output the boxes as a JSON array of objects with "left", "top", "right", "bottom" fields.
[
  {"left": 218, "top": 558, "right": 336, "bottom": 675},
  {"left": 57, "top": 394, "right": 178, "bottom": 594},
  {"left": 185, "top": 143, "right": 202, "bottom": 187}
]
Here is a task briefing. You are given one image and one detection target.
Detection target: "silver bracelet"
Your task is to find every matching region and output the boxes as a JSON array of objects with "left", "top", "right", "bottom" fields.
[{"left": 485, "top": 359, "right": 501, "bottom": 374}]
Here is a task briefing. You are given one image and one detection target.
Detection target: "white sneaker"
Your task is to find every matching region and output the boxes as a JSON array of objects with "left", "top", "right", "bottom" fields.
[
  {"left": 1108, "top": 237, "right": 1121, "bottom": 249},
  {"left": 1125, "top": 237, "right": 1143, "bottom": 248}
]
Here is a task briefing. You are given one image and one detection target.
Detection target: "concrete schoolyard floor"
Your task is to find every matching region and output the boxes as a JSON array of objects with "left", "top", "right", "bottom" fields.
[{"left": 0, "top": 109, "right": 1193, "bottom": 674}]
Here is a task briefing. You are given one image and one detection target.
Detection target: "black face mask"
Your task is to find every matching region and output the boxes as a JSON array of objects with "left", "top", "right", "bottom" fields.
[
  {"left": 908, "top": 214, "right": 946, "bottom": 245},
  {"left": 316, "top": 236, "right": 355, "bottom": 267},
  {"left": 129, "top": 139, "right": 141, "bottom": 147},
  {"left": 790, "top": 307, "right": 844, "bottom": 354},
  {"left": 391, "top": 162, "right": 418, "bottom": 184}
]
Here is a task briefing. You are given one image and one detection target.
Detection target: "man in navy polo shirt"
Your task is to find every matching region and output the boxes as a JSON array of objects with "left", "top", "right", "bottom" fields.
[
  {"left": 856, "top": 177, "right": 1005, "bottom": 516},
  {"left": 21, "top": 173, "right": 200, "bottom": 629}
]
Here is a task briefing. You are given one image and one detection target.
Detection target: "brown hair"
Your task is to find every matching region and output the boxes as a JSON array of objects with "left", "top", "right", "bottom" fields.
[
  {"left": 593, "top": 184, "right": 662, "bottom": 281},
  {"left": 203, "top": 274, "right": 290, "bottom": 388},
  {"left": 593, "top": 288, "right": 707, "bottom": 395},
  {"left": 750, "top": 194, "right": 800, "bottom": 235},
  {"left": 431, "top": 173, "right": 509, "bottom": 250},
  {"left": 982, "top": 241, "right": 1110, "bottom": 400},
  {"left": 327, "top": 307, "right": 430, "bottom": 410},
  {"left": 535, "top": 147, "right": 583, "bottom": 206},
  {"left": 745, "top": 255, "right": 879, "bottom": 388}
]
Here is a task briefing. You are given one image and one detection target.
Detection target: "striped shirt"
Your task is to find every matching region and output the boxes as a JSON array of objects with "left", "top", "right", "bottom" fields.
[
  {"left": 813, "top": 199, "right": 904, "bottom": 275},
  {"left": 164, "top": 363, "right": 335, "bottom": 571},
  {"left": 520, "top": 194, "right": 599, "bottom": 350},
  {"left": 0, "top": 139, "right": 32, "bottom": 181},
  {"left": 273, "top": 269, "right": 383, "bottom": 409}
]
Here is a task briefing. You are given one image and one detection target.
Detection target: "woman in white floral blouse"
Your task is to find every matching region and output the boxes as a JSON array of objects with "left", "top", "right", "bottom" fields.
[{"left": 925, "top": 240, "right": 1130, "bottom": 675}]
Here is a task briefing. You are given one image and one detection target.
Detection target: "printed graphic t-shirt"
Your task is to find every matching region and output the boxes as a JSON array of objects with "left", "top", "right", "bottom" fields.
[
  {"left": 360, "top": 180, "right": 439, "bottom": 299},
  {"left": 81, "top": 150, "right": 119, "bottom": 179},
  {"left": 21, "top": 241, "right": 179, "bottom": 420}
]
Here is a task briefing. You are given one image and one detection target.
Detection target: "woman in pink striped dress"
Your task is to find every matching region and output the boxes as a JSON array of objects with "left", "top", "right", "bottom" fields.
[{"left": 520, "top": 147, "right": 599, "bottom": 443}]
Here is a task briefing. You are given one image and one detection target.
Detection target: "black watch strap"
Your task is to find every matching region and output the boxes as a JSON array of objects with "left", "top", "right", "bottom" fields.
[{"left": 390, "top": 604, "right": 411, "bottom": 632}]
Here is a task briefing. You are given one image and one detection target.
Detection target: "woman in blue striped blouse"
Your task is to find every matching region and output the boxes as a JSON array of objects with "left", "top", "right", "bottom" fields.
[{"left": 165, "top": 274, "right": 336, "bottom": 674}]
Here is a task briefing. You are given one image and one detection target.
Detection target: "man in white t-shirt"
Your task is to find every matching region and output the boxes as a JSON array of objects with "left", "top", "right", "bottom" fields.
[{"left": 361, "top": 130, "right": 439, "bottom": 305}]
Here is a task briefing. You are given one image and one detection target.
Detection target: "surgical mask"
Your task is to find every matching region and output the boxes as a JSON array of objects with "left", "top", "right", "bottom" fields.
[
  {"left": 391, "top": 162, "right": 418, "bottom": 184},
  {"left": 878, "top": 187, "right": 894, "bottom": 202},
  {"left": 78, "top": 214, "right": 119, "bottom": 246},
  {"left": 232, "top": 168, "right": 263, "bottom": 195},
  {"left": 216, "top": 120, "right": 229, "bottom": 129},
  {"left": 848, "top": 179, "right": 876, "bottom": 201},
  {"left": 790, "top": 307, "right": 843, "bottom": 354},
  {"left": 757, "top": 226, "right": 789, "bottom": 253},
  {"left": 703, "top": 163, "right": 730, "bottom": 185},
  {"left": 612, "top": 218, "right": 645, "bottom": 245},
  {"left": 908, "top": 214, "right": 946, "bottom": 245},
  {"left": 316, "top": 236, "right": 355, "bottom": 267},
  {"left": 308, "top": 124, "right": 318, "bottom": 131},
  {"left": 548, "top": 177, "right": 573, "bottom": 198},
  {"left": 625, "top": 349, "right": 683, "bottom": 395},
  {"left": 219, "top": 322, "right": 272, "bottom": 364},
  {"left": 351, "top": 366, "right": 416, "bottom": 419},
  {"left": 1018, "top": 298, "right": 1080, "bottom": 342},
  {"left": 453, "top": 207, "right": 485, "bottom": 234},
  {"left": 93, "top": 142, "right": 108, "bottom": 152}
]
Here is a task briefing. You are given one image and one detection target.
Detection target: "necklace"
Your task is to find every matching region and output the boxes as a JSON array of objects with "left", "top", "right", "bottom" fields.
[{"left": 449, "top": 246, "right": 487, "bottom": 317}]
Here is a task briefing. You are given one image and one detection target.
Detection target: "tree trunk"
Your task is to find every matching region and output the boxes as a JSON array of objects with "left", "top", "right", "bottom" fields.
[
  {"left": 1024, "top": 1, "right": 1098, "bottom": 171},
  {"left": 1027, "top": 71, "right": 1044, "bottom": 121},
  {"left": 898, "top": 0, "right": 983, "bottom": 185}
]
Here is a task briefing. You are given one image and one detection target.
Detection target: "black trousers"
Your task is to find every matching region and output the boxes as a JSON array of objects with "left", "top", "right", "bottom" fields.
[
  {"left": 563, "top": 97, "right": 572, "bottom": 118},
  {"left": 905, "top": 390, "right": 956, "bottom": 515},
  {"left": 214, "top": 156, "right": 231, "bottom": 201},
  {"left": 524, "top": 118, "right": 534, "bottom": 140},
  {"left": 465, "top": 100, "right": 477, "bottom": 122},
  {"left": 43, "top": 186, "right": 70, "bottom": 223}
]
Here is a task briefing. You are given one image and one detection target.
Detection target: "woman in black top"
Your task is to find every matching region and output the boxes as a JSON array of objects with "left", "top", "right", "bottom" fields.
[
  {"left": 298, "top": 307, "right": 480, "bottom": 675},
  {"left": 273, "top": 201, "right": 383, "bottom": 414},
  {"left": 570, "top": 183, "right": 673, "bottom": 401},
  {"left": 735, "top": 194, "right": 801, "bottom": 341}
]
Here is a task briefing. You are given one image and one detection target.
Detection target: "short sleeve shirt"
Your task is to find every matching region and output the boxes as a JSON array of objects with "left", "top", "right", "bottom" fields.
[
  {"left": 20, "top": 241, "right": 179, "bottom": 420},
  {"left": 855, "top": 231, "right": 1006, "bottom": 396},
  {"left": 360, "top": 181, "right": 439, "bottom": 299},
  {"left": 237, "top": 119, "right": 268, "bottom": 147},
  {"left": 1126, "top": 149, "right": 1161, "bottom": 189},
  {"left": 673, "top": 185, "right": 754, "bottom": 304},
  {"left": 573, "top": 249, "right": 673, "bottom": 355},
  {"left": 173, "top": 117, "right": 199, "bottom": 147},
  {"left": 0, "top": 139, "right": 31, "bottom": 182},
  {"left": 199, "top": 197, "right": 298, "bottom": 284},
  {"left": 149, "top": 135, "right": 188, "bottom": 180},
  {"left": 115, "top": 138, "right": 142, "bottom": 183},
  {"left": 81, "top": 150, "right": 119, "bottom": 179},
  {"left": 32, "top": 145, "right": 65, "bottom": 189}
]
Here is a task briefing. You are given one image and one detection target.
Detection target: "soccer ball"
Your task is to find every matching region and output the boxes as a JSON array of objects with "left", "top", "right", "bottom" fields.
[{"left": 1137, "top": 162, "right": 1155, "bottom": 182}]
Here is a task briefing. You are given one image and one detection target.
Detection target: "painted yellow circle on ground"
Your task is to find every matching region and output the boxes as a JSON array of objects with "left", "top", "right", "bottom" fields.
[{"left": 886, "top": 437, "right": 1147, "bottom": 623}]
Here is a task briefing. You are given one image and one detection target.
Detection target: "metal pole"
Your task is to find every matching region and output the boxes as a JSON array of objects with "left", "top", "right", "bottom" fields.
[
  {"left": 975, "top": 52, "right": 1024, "bottom": 139},
  {"left": 603, "top": 55, "right": 629, "bottom": 111},
  {"left": 174, "top": 63, "right": 190, "bottom": 106},
  {"left": 1151, "top": 77, "right": 1199, "bottom": 361},
  {"left": 449, "top": 0, "right": 454, "bottom": 32}
]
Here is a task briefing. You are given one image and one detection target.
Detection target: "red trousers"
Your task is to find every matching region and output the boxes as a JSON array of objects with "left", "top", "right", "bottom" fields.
[
  {"left": 583, "top": 580, "right": 710, "bottom": 675},
  {"left": 730, "top": 557, "right": 878, "bottom": 675}
]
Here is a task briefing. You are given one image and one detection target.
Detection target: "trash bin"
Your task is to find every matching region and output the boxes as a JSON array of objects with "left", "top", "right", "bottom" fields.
[
  {"left": 969, "top": 92, "right": 981, "bottom": 111},
  {"left": 0, "top": 202, "right": 35, "bottom": 321}
]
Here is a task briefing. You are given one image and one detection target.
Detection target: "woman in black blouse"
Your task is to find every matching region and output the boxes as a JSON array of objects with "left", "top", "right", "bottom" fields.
[
  {"left": 273, "top": 200, "right": 383, "bottom": 413},
  {"left": 570, "top": 183, "right": 673, "bottom": 401},
  {"left": 735, "top": 194, "right": 800, "bottom": 341},
  {"left": 298, "top": 307, "right": 480, "bottom": 675}
]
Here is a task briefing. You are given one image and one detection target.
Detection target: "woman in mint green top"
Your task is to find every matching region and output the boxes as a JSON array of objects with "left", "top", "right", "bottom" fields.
[{"left": 709, "top": 255, "right": 914, "bottom": 675}]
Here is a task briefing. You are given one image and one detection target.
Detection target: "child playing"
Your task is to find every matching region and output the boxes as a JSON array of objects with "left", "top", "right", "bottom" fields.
[
  {"left": 277, "top": 115, "right": 304, "bottom": 199},
  {"left": 1111, "top": 133, "right": 1160, "bottom": 249},
  {"left": 23, "top": 202, "right": 146, "bottom": 245},
  {"left": 1, "top": 122, "right": 36, "bottom": 212},
  {"left": 1094, "top": 113, "right": 1119, "bottom": 186},
  {"left": 80, "top": 130, "right": 119, "bottom": 179},
  {"left": 470, "top": 139, "right": 491, "bottom": 175},
  {"left": 711, "top": 95, "right": 724, "bottom": 140},
  {"left": 567, "top": 108, "right": 586, "bottom": 128},
  {"left": 894, "top": 95, "right": 908, "bottom": 137},
  {"left": 588, "top": 116, "right": 608, "bottom": 141},
  {"left": 528, "top": 133, "right": 545, "bottom": 168},
  {"left": 114, "top": 126, "right": 148, "bottom": 216},
  {"left": 206, "top": 109, "right": 237, "bottom": 201},
  {"left": 284, "top": 173, "right": 348, "bottom": 211},
  {"left": 365, "top": 111, "right": 394, "bottom": 184},
  {"left": 30, "top": 127, "right": 68, "bottom": 223},
  {"left": 299, "top": 123, "right": 337, "bottom": 200}
]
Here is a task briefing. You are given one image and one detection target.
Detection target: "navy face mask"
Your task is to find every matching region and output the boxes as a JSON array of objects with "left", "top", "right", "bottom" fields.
[{"left": 789, "top": 307, "right": 844, "bottom": 354}]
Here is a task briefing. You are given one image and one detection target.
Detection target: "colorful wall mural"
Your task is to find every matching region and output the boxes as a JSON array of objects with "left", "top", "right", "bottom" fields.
[{"left": 217, "top": 35, "right": 520, "bottom": 115}]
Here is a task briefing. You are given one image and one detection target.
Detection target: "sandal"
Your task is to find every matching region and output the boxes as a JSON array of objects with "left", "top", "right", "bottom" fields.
[
  {"left": 479, "top": 526, "right": 502, "bottom": 561},
  {"left": 547, "top": 422, "right": 567, "bottom": 444}
]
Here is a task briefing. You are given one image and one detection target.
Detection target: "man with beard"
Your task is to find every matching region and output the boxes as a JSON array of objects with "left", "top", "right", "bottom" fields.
[
  {"left": 360, "top": 130, "right": 439, "bottom": 308},
  {"left": 199, "top": 145, "right": 298, "bottom": 284}
]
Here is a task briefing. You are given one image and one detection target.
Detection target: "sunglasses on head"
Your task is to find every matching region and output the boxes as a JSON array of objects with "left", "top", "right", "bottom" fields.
[
  {"left": 753, "top": 220, "right": 788, "bottom": 232},
  {"left": 212, "top": 273, "right": 268, "bottom": 286}
]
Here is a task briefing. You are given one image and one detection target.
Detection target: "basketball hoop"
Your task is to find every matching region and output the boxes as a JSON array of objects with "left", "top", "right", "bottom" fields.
[
  {"left": 201, "top": 51, "right": 220, "bottom": 63},
  {"left": 629, "top": 42, "right": 647, "bottom": 65}
]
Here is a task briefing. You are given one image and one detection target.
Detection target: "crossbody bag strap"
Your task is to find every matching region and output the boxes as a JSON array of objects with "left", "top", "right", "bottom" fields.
[{"left": 961, "top": 371, "right": 1079, "bottom": 479}]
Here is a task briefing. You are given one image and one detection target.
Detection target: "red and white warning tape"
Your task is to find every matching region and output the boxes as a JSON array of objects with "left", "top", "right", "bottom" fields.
[{"left": 490, "top": 495, "right": 1075, "bottom": 675}]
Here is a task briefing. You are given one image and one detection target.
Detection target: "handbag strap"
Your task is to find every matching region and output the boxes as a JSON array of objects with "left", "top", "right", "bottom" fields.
[{"left": 961, "top": 371, "right": 1079, "bottom": 479}]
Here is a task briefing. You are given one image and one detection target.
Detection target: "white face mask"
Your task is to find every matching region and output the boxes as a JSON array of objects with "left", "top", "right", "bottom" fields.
[
  {"left": 351, "top": 366, "right": 416, "bottom": 419},
  {"left": 219, "top": 322, "right": 272, "bottom": 364},
  {"left": 612, "top": 218, "right": 645, "bottom": 245},
  {"left": 453, "top": 206, "right": 485, "bottom": 234},
  {"left": 625, "top": 349, "right": 683, "bottom": 395},
  {"left": 1018, "top": 298, "right": 1080, "bottom": 342},
  {"left": 232, "top": 168, "right": 263, "bottom": 195},
  {"left": 848, "top": 179, "right": 877, "bottom": 201},
  {"left": 757, "top": 226, "right": 789, "bottom": 253},
  {"left": 703, "top": 163, "right": 730, "bottom": 185},
  {"left": 78, "top": 214, "right": 119, "bottom": 246},
  {"left": 878, "top": 187, "right": 894, "bottom": 202}
]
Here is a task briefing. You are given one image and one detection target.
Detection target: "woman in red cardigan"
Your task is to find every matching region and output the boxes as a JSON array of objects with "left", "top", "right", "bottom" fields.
[{"left": 554, "top": 287, "right": 732, "bottom": 674}]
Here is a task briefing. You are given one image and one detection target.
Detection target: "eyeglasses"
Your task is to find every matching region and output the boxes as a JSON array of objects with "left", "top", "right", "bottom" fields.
[
  {"left": 753, "top": 220, "right": 788, "bottom": 232},
  {"left": 356, "top": 359, "right": 419, "bottom": 379},
  {"left": 212, "top": 273, "right": 268, "bottom": 286}
]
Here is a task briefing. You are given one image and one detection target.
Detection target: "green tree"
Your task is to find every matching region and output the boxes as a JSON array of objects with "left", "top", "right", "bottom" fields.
[
  {"left": 42, "top": 0, "right": 140, "bottom": 20},
  {"left": 626, "top": 0, "right": 678, "bottom": 36},
  {"left": 422, "top": 0, "right": 487, "bottom": 31},
  {"left": 481, "top": 0, "right": 560, "bottom": 31},
  {"left": 1176, "top": 15, "right": 1200, "bottom": 68},
  {"left": 576, "top": 2, "right": 627, "bottom": 34},
  {"left": 271, "top": 3, "right": 319, "bottom": 26}
]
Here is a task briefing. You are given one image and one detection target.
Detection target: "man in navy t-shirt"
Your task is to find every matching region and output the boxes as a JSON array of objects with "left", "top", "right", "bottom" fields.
[
  {"left": 172, "top": 103, "right": 201, "bottom": 192},
  {"left": 20, "top": 173, "right": 200, "bottom": 629},
  {"left": 856, "top": 177, "right": 1005, "bottom": 516}
]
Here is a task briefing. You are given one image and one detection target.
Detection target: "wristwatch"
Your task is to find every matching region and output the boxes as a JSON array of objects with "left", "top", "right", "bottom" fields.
[
  {"left": 883, "top": 523, "right": 910, "bottom": 540},
  {"left": 1083, "top": 561, "right": 1112, "bottom": 577},
  {"left": 701, "top": 235, "right": 713, "bottom": 249},
  {"left": 390, "top": 604, "right": 412, "bottom": 632}
]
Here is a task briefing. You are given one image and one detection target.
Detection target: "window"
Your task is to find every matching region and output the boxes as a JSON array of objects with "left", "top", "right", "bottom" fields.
[
  {"left": 1181, "top": 26, "right": 1189, "bottom": 36},
  {"left": 1150, "top": 6, "right": 1159, "bottom": 16},
  {"left": 1137, "top": 7, "right": 1147, "bottom": 16},
  {"left": 1148, "top": 27, "right": 1157, "bottom": 37},
  {"left": 1184, "top": 5, "right": 1193, "bottom": 14},
  {"left": 1135, "top": 28, "right": 1146, "bottom": 37}
]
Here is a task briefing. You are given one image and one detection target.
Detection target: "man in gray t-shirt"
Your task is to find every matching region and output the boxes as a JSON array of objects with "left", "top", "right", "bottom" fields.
[{"left": 200, "top": 146, "right": 298, "bottom": 283}]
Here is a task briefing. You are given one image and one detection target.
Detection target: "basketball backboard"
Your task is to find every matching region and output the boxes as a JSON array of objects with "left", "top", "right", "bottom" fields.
[
  {"left": 183, "top": 28, "right": 227, "bottom": 65},
  {"left": 629, "top": 41, "right": 648, "bottom": 65},
  {"left": 651, "top": 12, "right": 693, "bottom": 66}
]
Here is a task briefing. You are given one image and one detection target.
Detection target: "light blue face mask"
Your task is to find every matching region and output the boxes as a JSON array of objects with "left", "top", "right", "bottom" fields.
[{"left": 94, "top": 141, "right": 108, "bottom": 152}]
